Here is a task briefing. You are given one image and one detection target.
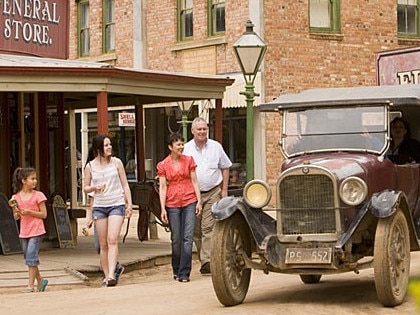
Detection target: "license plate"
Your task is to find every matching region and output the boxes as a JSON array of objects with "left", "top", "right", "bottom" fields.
[{"left": 285, "top": 248, "right": 332, "bottom": 264}]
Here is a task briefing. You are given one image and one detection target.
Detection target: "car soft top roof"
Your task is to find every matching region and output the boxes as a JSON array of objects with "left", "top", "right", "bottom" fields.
[{"left": 260, "top": 85, "right": 420, "bottom": 112}]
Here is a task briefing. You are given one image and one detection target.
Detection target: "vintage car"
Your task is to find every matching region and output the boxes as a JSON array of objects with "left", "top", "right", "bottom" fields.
[{"left": 210, "top": 84, "right": 420, "bottom": 307}]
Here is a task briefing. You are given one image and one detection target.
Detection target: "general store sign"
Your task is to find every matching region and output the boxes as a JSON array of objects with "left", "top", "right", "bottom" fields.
[
  {"left": 118, "top": 113, "right": 135, "bottom": 127},
  {"left": 0, "top": 0, "right": 68, "bottom": 59}
]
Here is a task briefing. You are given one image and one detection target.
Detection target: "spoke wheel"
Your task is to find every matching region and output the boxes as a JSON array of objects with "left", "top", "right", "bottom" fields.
[
  {"left": 374, "top": 211, "right": 410, "bottom": 307},
  {"left": 211, "top": 214, "right": 251, "bottom": 306}
]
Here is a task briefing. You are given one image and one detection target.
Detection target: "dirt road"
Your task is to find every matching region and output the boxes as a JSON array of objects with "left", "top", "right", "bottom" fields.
[{"left": 1, "top": 256, "right": 419, "bottom": 315}]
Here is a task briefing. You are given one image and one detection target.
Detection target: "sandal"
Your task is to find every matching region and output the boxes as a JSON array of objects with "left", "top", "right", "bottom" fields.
[
  {"left": 22, "top": 287, "right": 35, "bottom": 293},
  {"left": 106, "top": 278, "right": 117, "bottom": 287},
  {"left": 37, "top": 279, "right": 48, "bottom": 292}
]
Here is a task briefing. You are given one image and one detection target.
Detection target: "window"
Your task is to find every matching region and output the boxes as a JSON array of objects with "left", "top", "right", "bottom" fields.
[
  {"left": 398, "top": 0, "right": 418, "bottom": 36},
  {"left": 103, "top": 0, "right": 115, "bottom": 52},
  {"left": 78, "top": 0, "right": 90, "bottom": 56},
  {"left": 178, "top": 0, "right": 193, "bottom": 41},
  {"left": 208, "top": 0, "right": 225, "bottom": 36},
  {"left": 309, "top": 0, "right": 340, "bottom": 34}
]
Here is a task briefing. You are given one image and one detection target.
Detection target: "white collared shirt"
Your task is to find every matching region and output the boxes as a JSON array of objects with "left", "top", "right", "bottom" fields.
[{"left": 184, "top": 138, "right": 232, "bottom": 191}]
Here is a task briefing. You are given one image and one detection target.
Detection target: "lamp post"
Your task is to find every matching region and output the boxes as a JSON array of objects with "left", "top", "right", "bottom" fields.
[
  {"left": 233, "top": 20, "right": 267, "bottom": 182},
  {"left": 177, "top": 100, "right": 195, "bottom": 140}
]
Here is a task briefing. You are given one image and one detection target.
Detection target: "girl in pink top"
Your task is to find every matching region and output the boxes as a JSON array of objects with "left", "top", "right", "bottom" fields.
[
  {"left": 11, "top": 167, "right": 48, "bottom": 293},
  {"left": 157, "top": 132, "right": 202, "bottom": 282}
]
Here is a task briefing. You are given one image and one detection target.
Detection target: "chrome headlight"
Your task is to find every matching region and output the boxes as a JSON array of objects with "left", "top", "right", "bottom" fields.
[
  {"left": 243, "top": 179, "right": 272, "bottom": 208},
  {"left": 339, "top": 177, "right": 368, "bottom": 206}
]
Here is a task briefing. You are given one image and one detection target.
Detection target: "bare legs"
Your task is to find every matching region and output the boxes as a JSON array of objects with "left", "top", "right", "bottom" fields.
[{"left": 95, "top": 215, "right": 124, "bottom": 281}]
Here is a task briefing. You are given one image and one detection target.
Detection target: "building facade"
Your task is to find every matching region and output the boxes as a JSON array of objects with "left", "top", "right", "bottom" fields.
[{"left": 68, "top": 1, "right": 420, "bottom": 203}]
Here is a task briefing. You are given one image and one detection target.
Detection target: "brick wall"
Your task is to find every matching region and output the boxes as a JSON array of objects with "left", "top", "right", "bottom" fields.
[{"left": 68, "top": 0, "right": 134, "bottom": 68}]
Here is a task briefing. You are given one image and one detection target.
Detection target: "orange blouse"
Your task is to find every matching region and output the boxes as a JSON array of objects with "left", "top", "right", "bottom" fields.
[{"left": 157, "top": 155, "right": 197, "bottom": 208}]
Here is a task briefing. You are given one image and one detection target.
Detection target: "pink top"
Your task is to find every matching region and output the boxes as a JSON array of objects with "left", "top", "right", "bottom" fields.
[
  {"left": 12, "top": 190, "right": 47, "bottom": 238},
  {"left": 157, "top": 155, "right": 197, "bottom": 208}
]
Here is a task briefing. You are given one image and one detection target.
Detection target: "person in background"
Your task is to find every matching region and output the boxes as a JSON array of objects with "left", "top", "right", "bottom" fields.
[
  {"left": 388, "top": 117, "right": 420, "bottom": 164},
  {"left": 183, "top": 117, "right": 232, "bottom": 275},
  {"left": 157, "top": 132, "right": 202, "bottom": 283},
  {"left": 10, "top": 167, "right": 48, "bottom": 293},
  {"left": 83, "top": 134, "right": 133, "bottom": 287}
]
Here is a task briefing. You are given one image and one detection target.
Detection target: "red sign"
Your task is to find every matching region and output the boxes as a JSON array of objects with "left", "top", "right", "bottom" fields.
[
  {"left": 0, "top": 0, "right": 68, "bottom": 59},
  {"left": 376, "top": 47, "right": 420, "bottom": 86}
]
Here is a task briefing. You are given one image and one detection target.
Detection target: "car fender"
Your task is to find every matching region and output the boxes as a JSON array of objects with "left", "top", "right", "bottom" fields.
[
  {"left": 338, "top": 190, "right": 420, "bottom": 250},
  {"left": 211, "top": 196, "right": 277, "bottom": 248},
  {"left": 369, "top": 189, "right": 406, "bottom": 218}
]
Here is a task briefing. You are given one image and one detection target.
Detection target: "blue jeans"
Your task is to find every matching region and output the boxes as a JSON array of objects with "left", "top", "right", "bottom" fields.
[
  {"left": 167, "top": 202, "right": 196, "bottom": 279},
  {"left": 21, "top": 235, "right": 43, "bottom": 266}
]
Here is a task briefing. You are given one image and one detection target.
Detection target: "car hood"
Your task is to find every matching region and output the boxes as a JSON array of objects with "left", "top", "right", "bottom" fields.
[{"left": 281, "top": 152, "right": 395, "bottom": 190}]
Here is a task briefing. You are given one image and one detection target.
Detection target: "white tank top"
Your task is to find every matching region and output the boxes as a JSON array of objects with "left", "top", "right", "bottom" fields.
[{"left": 90, "top": 157, "right": 125, "bottom": 207}]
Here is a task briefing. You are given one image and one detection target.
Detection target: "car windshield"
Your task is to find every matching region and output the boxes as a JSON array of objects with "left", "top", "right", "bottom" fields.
[{"left": 282, "top": 105, "right": 388, "bottom": 157}]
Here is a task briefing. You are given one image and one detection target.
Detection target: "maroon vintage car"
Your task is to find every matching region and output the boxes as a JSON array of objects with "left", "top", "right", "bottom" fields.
[{"left": 211, "top": 84, "right": 420, "bottom": 307}]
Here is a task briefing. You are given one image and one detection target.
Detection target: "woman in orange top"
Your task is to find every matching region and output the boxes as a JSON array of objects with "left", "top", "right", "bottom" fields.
[{"left": 157, "top": 132, "right": 202, "bottom": 282}]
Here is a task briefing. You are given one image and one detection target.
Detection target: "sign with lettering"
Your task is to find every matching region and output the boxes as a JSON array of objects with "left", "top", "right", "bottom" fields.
[
  {"left": 118, "top": 112, "right": 136, "bottom": 127},
  {"left": 376, "top": 47, "right": 420, "bottom": 86},
  {"left": 0, "top": 0, "right": 68, "bottom": 59}
]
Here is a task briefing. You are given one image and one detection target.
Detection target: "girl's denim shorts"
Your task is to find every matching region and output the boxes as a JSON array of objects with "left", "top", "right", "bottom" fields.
[
  {"left": 92, "top": 204, "right": 125, "bottom": 219},
  {"left": 21, "top": 235, "right": 43, "bottom": 266}
]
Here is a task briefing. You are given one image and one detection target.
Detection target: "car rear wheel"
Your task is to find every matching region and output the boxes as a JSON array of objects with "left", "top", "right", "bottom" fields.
[
  {"left": 299, "top": 274, "right": 322, "bottom": 284},
  {"left": 374, "top": 210, "right": 410, "bottom": 307},
  {"left": 211, "top": 214, "right": 251, "bottom": 306}
]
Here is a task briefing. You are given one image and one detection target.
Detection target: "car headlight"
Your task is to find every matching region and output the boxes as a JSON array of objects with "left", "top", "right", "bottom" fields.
[
  {"left": 243, "top": 179, "right": 272, "bottom": 208},
  {"left": 339, "top": 177, "right": 368, "bottom": 206}
]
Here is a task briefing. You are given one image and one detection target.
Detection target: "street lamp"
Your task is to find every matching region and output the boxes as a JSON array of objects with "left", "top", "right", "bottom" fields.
[
  {"left": 177, "top": 100, "right": 195, "bottom": 140},
  {"left": 233, "top": 20, "right": 267, "bottom": 182}
]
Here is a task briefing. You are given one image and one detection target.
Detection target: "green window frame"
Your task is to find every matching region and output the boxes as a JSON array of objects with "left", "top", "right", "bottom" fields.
[
  {"left": 309, "top": 0, "right": 341, "bottom": 34},
  {"left": 102, "top": 0, "right": 115, "bottom": 53},
  {"left": 398, "top": 0, "right": 419, "bottom": 37},
  {"left": 178, "top": 0, "right": 193, "bottom": 41},
  {"left": 77, "top": 0, "right": 90, "bottom": 57},
  {"left": 208, "top": 0, "right": 225, "bottom": 37}
]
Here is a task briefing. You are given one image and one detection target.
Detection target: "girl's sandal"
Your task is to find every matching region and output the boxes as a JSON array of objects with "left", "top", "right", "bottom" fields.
[
  {"left": 22, "top": 287, "right": 35, "bottom": 293},
  {"left": 37, "top": 279, "right": 48, "bottom": 292}
]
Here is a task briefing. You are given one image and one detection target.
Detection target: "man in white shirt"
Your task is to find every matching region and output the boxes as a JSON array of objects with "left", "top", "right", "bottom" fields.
[{"left": 183, "top": 117, "right": 232, "bottom": 274}]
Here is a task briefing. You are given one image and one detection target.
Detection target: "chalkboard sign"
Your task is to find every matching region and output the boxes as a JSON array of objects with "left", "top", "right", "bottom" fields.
[
  {"left": 52, "top": 195, "right": 74, "bottom": 248},
  {"left": 0, "top": 193, "right": 22, "bottom": 255}
]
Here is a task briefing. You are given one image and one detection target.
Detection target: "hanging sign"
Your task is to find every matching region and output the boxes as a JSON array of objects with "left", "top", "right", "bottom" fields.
[{"left": 118, "top": 113, "right": 135, "bottom": 127}]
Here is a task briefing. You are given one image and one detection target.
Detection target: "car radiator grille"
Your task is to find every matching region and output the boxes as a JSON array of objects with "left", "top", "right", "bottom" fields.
[{"left": 279, "top": 174, "right": 336, "bottom": 235}]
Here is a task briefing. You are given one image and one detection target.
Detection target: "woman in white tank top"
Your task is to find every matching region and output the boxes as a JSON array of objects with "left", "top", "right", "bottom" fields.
[{"left": 83, "top": 134, "right": 133, "bottom": 287}]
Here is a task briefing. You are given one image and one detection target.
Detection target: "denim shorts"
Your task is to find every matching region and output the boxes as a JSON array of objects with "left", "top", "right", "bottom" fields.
[
  {"left": 92, "top": 204, "right": 125, "bottom": 220},
  {"left": 21, "top": 235, "right": 43, "bottom": 267}
]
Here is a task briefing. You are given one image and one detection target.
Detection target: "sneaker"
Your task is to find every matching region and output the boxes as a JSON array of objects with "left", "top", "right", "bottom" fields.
[
  {"left": 114, "top": 262, "right": 125, "bottom": 281},
  {"left": 199, "top": 262, "right": 211, "bottom": 275},
  {"left": 107, "top": 278, "right": 117, "bottom": 287},
  {"left": 178, "top": 277, "right": 190, "bottom": 283},
  {"left": 101, "top": 277, "right": 107, "bottom": 287}
]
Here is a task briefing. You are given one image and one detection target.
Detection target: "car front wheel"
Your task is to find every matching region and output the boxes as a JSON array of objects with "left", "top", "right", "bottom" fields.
[
  {"left": 211, "top": 214, "right": 251, "bottom": 306},
  {"left": 374, "top": 210, "right": 410, "bottom": 307}
]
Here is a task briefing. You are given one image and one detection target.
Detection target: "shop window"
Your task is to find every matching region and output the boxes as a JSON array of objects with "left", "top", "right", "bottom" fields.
[
  {"left": 208, "top": 0, "right": 225, "bottom": 36},
  {"left": 398, "top": 0, "right": 419, "bottom": 37},
  {"left": 103, "top": 0, "right": 115, "bottom": 53},
  {"left": 78, "top": 0, "right": 90, "bottom": 56},
  {"left": 309, "top": 0, "right": 341, "bottom": 34},
  {"left": 178, "top": 0, "right": 193, "bottom": 41}
]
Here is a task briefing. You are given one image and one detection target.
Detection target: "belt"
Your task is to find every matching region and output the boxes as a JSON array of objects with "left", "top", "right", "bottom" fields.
[{"left": 200, "top": 185, "right": 218, "bottom": 194}]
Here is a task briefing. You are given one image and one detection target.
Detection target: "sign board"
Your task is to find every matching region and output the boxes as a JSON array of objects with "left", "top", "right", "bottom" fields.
[
  {"left": 52, "top": 195, "right": 74, "bottom": 248},
  {"left": 376, "top": 47, "right": 420, "bottom": 85},
  {"left": 0, "top": 193, "right": 22, "bottom": 255},
  {"left": 118, "top": 112, "right": 136, "bottom": 127},
  {"left": 0, "top": 0, "right": 69, "bottom": 59}
]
